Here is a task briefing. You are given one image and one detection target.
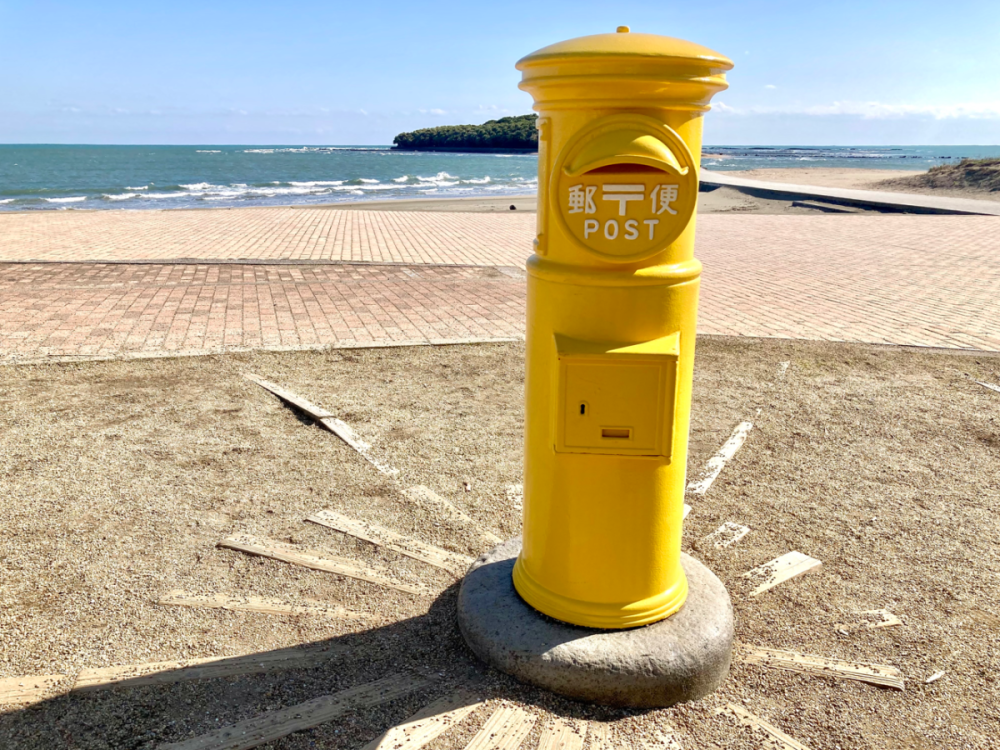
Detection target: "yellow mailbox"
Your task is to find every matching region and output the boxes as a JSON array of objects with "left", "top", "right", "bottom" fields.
[{"left": 512, "top": 28, "right": 734, "bottom": 629}]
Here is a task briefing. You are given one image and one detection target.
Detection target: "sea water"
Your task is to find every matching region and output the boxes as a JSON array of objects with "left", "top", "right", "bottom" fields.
[{"left": 1, "top": 144, "right": 997, "bottom": 212}]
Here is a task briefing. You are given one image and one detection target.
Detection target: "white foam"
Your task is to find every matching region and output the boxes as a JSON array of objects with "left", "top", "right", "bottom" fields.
[
  {"left": 125, "top": 185, "right": 148, "bottom": 191},
  {"left": 103, "top": 193, "right": 139, "bottom": 201},
  {"left": 0, "top": 198, "right": 15, "bottom": 204},
  {"left": 359, "top": 178, "right": 380, "bottom": 184},
  {"left": 463, "top": 176, "right": 491, "bottom": 184},
  {"left": 141, "top": 192, "right": 196, "bottom": 199},
  {"left": 417, "top": 171, "right": 457, "bottom": 182},
  {"left": 196, "top": 150, "right": 221, "bottom": 153},
  {"left": 289, "top": 180, "right": 345, "bottom": 187},
  {"left": 180, "top": 182, "right": 221, "bottom": 190},
  {"left": 244, "top": 149, "right": 275, "bottom": 154},
  {"left": 45, "top": 196, "right": 86, "bottom": 203},
  {"left": 392, "top": 176, "right": 409, "bottom": 183}
]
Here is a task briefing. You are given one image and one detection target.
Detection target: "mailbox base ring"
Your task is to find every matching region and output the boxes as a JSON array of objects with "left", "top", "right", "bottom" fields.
[{"left": 458, "top": 538, "right": 734, "bottom": 708}]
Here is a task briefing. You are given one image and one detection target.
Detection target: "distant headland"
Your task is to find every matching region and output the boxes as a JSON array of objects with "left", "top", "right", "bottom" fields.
[{"left": 392, "top": 114, "right": 538, "bottom": 153}]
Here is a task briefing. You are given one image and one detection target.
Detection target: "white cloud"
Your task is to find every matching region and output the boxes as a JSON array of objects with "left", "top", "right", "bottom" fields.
[
  {"left": 764, "top": 84, "right": 777, "bottom": 90},
  {"left": 714, "top": 100, "right": 1000, "bottom": 119}
]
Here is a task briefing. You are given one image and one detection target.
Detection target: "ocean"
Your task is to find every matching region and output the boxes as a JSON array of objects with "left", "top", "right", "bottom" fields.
[{"left": 1, "top": 144, "right": 997, "bottom": 212}]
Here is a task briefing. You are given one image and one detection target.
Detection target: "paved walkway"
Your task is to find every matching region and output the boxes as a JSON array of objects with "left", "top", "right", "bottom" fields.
[
  {"left": 2, "top": 209, "right": 999, "bottom": 361},
  {"left": 702, "top": 170, "right": 1000, "bottom": 216}
]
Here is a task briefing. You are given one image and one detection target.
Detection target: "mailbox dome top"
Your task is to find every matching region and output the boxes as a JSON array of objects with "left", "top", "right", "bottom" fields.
[{"left": 516, "top": 31, "right": 733, "bottom": 72}]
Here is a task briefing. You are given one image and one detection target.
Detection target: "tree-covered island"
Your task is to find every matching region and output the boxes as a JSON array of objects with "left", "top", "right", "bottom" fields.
[{"left": 393, "top": 114, "right": 538, "bottom": 152}]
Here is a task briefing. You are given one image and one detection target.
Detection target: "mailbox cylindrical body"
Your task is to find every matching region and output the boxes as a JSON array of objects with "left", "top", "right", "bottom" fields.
[{"left": 513, "top": 31, "right": 733, "bottom": 629}]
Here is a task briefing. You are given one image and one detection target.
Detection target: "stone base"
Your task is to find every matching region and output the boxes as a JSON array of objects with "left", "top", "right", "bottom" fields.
[{"left": 457, "top": 538, "right": 734, "bottom": 708}]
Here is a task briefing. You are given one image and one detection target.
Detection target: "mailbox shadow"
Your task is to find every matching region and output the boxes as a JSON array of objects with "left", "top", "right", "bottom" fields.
[{"left": 0, "top": 582, "right": 636, "bottom": 749}]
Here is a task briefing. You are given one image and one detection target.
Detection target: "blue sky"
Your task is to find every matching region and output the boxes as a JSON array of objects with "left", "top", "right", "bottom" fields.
[{"left": 1, "top": 0, "right": 998, "bottom": 145}]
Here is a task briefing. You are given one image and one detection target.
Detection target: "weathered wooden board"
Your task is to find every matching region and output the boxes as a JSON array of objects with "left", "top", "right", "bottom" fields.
[
  {"left": 463, "top": 705, "right": 536, "bottom": 750},
  {"left": 743, "top": 551, "right": 822, "bottom": 596},
  {"left": 244, "top": 373, "right": 397, "bottom": 476},
  {"left": 360, "top": 691, "right": 483, "bottom": 750},
  {"left": 835, "top": 608, "right": 903, "bottom": 632},
  {"left": 0, "top": 674, "right": 67, "bottom": 706},
  {"left": 157, "top": 590, "right": 368, "bottom": 622},
  {"left": 537, "top": 719, "right": 586, "bottom": 750},
  {"left": 723, "top": 704, "right": 811, "bottom": 750},
  {"left": 687, "top": 420, "right": 754, "bottom": 496},
  {"left": 642, "top": 730, "right": 683, "bottom": 750},
  {"left": 160, "top": 673, "right": 429, "bottom": 750},
  {"left": 586, "top": 723, "right": 615, "bottom": 750},
  {"left": 403, "top": 486, "right": 501, "bottom": 544},
  {"left": 243, "top": 373, "right": 335, "bottom": 419},
  {"left": 741, "top": 646, "right": 905, "bottom": 690},
  {"left": 218, "top": 535, "right": 430, "bottom": 596},
  {"left": 704, "top": 521, "right": 750, "bottom": 549},
  {"left": 307, "top": 510, "right": 473, "bottom": 576},
  {"left": 73, "top": 645, "right": 338, "bottom": 692}
]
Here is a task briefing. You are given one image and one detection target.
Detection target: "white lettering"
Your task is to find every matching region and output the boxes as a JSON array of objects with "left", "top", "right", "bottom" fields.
[
  {"left": 624, "top": 219, "right": 639, "bottom": 240},
  {"left": 604, "top": 220, "right": 619, "bottom": 240},
  {"left": 602, "top": 183, "right": 645, "bottom": 216},
  {"left": 585, "top": 185, "right": 597, "bottom": 214},
  {"left": 644, "top": 219, "right": 659, "bottom": 239},
  {"left": 584, "top": 219, "right": 599, "bottom": 238},
  {"left": 651, "top": 184, "right": 679, "bottom": 215},
  {"left": 567, "top": 184, "right": 584, "bottom": 214}
]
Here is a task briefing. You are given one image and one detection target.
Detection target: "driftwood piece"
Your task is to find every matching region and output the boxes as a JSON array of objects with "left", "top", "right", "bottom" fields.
[
  {"left": 722, "top": 703, "right": 811, "bottom": 750},
  {"left": 835, "top": 608, "right": 903, "bottom": 632},
  {"left": 741, "top": 646, "right": 905, "bottom": 690},
  {"left": 704, "top": 521, "right": 750, "bottom": 549},
  {"left": 360, "top": 691, "right": 483, "bottom": 750},
  {"left": 743, "top": 551, "right": 822, "bottom": 596},
  {"left": 243, "top": 373, "right": 397, "bottom": 476},
  {"left": 157, "top": 590, "right": 368, "bottom": 622},
  {"left": 463, "top": 705, "right": 537, "bottom": 750},
  {"left": 218, "top": 535, "right": 430, "bottom": 596},
  {"left": 307, "top": 510, "right": 473, "bottom": 576},
  {"left": 404, "top": 486, "right": 502, "bottom": 545},
  {"left": 73, "top": 645, "right": 338, "bottom": 692},
  {"left": 0, "top": 674, "right": 67, "bottom": 706},
  {"left": 537, "top": 719, "right": 586, "bottom": 750},
  {"left": 687, "top": 421, "right": 754, "bottom": 495},
  {"left": 159, "top": 673, "right": 429, "bottom": 750}
]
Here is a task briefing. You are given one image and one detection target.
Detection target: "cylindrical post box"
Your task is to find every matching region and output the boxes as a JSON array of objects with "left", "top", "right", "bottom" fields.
[{"left": 513, "top": 28, "right": 733, "bottom": 629}]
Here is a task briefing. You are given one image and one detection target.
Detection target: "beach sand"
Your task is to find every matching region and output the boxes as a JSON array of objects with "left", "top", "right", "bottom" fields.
[{"left": 716, "top": 166, "right": 1000, "bottom": 204}]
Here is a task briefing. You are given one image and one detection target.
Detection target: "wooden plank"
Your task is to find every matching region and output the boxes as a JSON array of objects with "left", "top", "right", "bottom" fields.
[
  {"left": 157, "top": 590, "right": 369, "bottom": 622},
  {"left": 586, "top": 724, "right": 616, "bottom": 750},
  {"left": 360, "top": 691, "right": 483, "bottom": 750},
  {"left": 73, "top": 645, "right": 338, "bottom": 692},
  {"left": 160, "top": 672, "right": 430, "bottom": 750},
  {"left": 974, "top": 380, "right": 1000, "bottom": 394},
  {"left": 743, "top": 551, "right": 822, "bottom": 596},
  {"left": 307, "top": 510, "right": 473, "bottom": 576},
  {"left": 463, "top": 705, "right": 536, "bottom": 750},
  {"left": 641, "top": 730, "right": 683, "bottom": 750},
  {"left": 835, "top": 608, "right": 902, "bottom": 632},
  {"left": 244, "top": 373, "right": 397, "bottom": 476},
  {"left": 687, "top": 421, "right": 754, "bottom": 496},
  {"left": 704, "top": 521, "right": 750, "bottom": 549},
  {"left": 244, "top": 373, "right": 335, "bottom": 419},
  {"left": 218, "top": 535, "right": 430, "bottom": 596},
  {"left": 723, "top": 704, "right": 811, "bottom": 750},
  {"left": 0, "top": 674, "right": 67, "bottom": 706},
  {"left": 404, "top": 486, "right": 502, "bottom": 545},
  {"left": 537, "top": 719, "right": 586, "bottom": 750},
  {"left": 741, "top": 646, "right": 905, "bottom": 690}
]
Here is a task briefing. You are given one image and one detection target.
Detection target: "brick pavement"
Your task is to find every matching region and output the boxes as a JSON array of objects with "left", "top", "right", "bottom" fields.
[{"left": 1, "top": 209, "right": 999, "bottom": 361}]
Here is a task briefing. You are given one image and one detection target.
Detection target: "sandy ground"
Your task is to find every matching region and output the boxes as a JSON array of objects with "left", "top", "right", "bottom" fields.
[
  {"left": 319, "top": 188, "right": 889, "bottom": 215},
  {"left": 716, "top": 167, "right": 1000, "bottom": 204},
  {"left": 2, "top": 339, "right": 999, "bottom": 749}
]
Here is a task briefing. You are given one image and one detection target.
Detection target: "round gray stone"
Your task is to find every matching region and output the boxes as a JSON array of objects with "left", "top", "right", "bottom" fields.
[{"left": 457, "top": 538, "right": 734, "bottom": 708}]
